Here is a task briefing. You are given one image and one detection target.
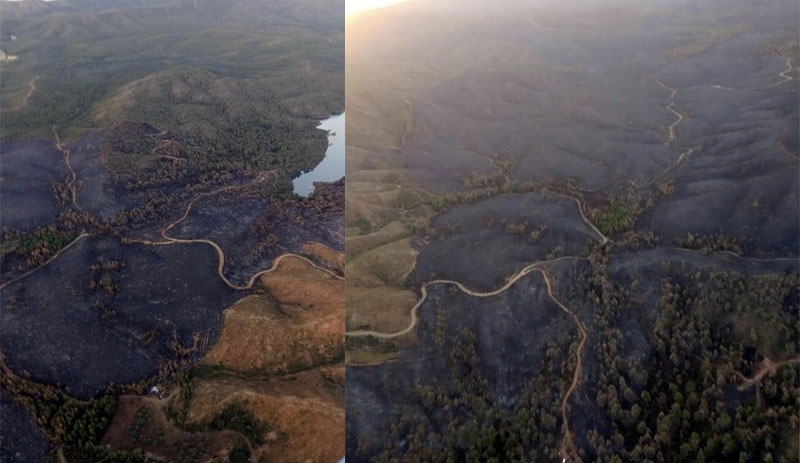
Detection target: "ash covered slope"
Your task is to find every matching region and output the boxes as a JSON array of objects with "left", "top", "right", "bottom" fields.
[
  {"left": 1, "top": 0, "right": 344, "bottom": 461},
  {"left": 345, "top": 0, "right": 798, "bottom": 461}
]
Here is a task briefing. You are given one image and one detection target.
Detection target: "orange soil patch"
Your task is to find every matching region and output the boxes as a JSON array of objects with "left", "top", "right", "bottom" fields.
[
  {"left": 186, "top": 365, "right": 344, "bottom": 463},
  {"left": 201, "top": 255, "right": 343, "bottom": 374}
]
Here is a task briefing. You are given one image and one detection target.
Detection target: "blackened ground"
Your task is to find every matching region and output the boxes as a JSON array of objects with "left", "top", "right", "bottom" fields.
[
  {"left": 0, "top": 388, "right": 50, "bottom": 463},
  {"left": 171, "top": 182, "right": 344, "bottom": 285},
  {"left": 67, "top": 129, "right": 131, "bottom": 219},
  {"left": 408, "top": 192, "right": 597, "bottom": 291},
  {"left": 641, "top": 82, "right": 799, "bottom": 255},
  {"left": 346, "top": 270, "right": 573, "bottom": 460},
  {"left": 346, "top": 0, "right": 799, "bottom": 459},
  {"left": 0, "top": 141, "right": 67, "bottom": 231},
  {"left": 0, "top": 235, "right": 239, "bottom": 399}
]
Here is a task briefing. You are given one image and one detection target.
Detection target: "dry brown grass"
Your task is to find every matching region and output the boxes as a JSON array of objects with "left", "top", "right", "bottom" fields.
[
  {"left": 346, "top": 285, "right": 418, "bottom": 333},
  {"left": 202, "top": 255, "right": 343, "bottom": 374},
  {"left": 101, "top": 255, "right": 345, "bottom": 462},
  {"left": 343, "top": 146, "right": 427, "bottom": 336},
  {"left": 346, "top": 235, "right": 419, "bottom": 333},
  {"left": 101, "top": 396, "right": 240, "bottom": 461},
  {"left": 345, "top": 184, "right": 401, "bottom": 229},
  {"left": 346, "top": 220, "right": 411, "bottom": 260},
  {"left": 301, "top": 242, "right": 344, "bottom": 274},
  {"left": 347, "top": 238, "right": 417, "bottom": 287},
  {"left": 140, "top": 255, "right": 344, "bottom": 462},
  {"left": 186, "top": 366, "right": 344, "bottom": 463}
]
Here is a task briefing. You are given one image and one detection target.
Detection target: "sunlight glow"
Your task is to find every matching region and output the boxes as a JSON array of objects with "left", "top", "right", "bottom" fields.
[{"left": 346, "top": 0, "right": 408, "bottom": 20}]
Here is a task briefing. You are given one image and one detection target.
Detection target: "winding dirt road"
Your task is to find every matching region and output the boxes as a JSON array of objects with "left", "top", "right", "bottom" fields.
[
  {"left": 344, "top": 186, "right": 610, "bottom": 459},
  {"left": 628, "top": 81, "right": 697, "bottom": 188},
  {"left": 765, "top": 48, "right": 794, "bottom": 88},
  {"left": 52, "top": 126, "right": 84, "bottom": 212},
  {"left": 347, "top": 255, "right": 588, "bottom": 460},
  {"left": 346, "top": 255, "right": 581, "bottom": 338},
  {"left": 538, "top": 268, "right": 587, "bottom": 462},
  {"left": 565, "top": 194, "right": 610, "bottom": 245},
  {"left": 647, "top": 49, "right": 797, "bottom": 186},
  {"left": 345, "top": 239, "right": 796, "bottom": 459},
  {"left": 735, "top": 356, "right": 800, "bottom": 391},
  {"left": 130, "top": 235, "right": 343, "bottom": 290},
  {"left": 123, "top": 172, "right": 343, "bottom": 290},
  {"left": 4, "top": 75, "right": 38, "bottom": 112},
  {"left": 1, "top": 168, "right": 341, "bottom": 295},
  {"left": 708, "top": 48, "right": 794, "bottom": 91},
  {"left": 659, "top": 81, "right": 683, "bottom": 145},
  {"left": 674, "top": 147, "right": 694, "bottom": 166},
  {"left": 21, "top": 76, "right": 38, "bottom": 108}
]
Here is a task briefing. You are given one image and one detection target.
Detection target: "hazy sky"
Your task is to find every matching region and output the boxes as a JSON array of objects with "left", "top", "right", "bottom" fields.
[{"left": 346, "top": 0, "right": 408, "bottom": 20}]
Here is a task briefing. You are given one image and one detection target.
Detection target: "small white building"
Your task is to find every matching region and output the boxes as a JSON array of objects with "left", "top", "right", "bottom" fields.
[{"left": 149, "top": 386, "right": 164, "bottom": 400}]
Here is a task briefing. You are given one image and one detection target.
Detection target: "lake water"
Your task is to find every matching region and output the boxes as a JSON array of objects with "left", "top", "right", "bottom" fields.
[{"left": 292, "top": 112, "right": 344, "bottom": 197}]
